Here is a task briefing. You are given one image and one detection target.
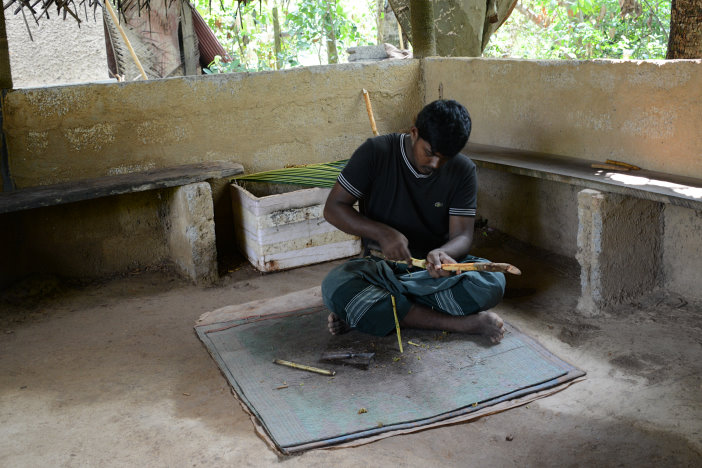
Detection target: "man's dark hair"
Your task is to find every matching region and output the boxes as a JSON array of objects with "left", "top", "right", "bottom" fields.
[{"left": 414, "top": 100, "right": 472, "bottom": 158}]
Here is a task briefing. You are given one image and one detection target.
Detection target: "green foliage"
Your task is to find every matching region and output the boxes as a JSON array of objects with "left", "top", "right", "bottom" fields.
[
  {"left": 286, "top": 0, "right": 365, "bottom": 63},
  {"left": 196, "top": 0, "right": 296, "bottom": 72},
  {"left": 196, "top": 0, "right": 377, "bottom": 73},
  {"left": 484, "top": 0, "right": 671, "bottom": 60},
  {"left": 197, "top": 0, "right": 672, "bottom": 70},
  {"left": 202, "top": 55, "right": 248, "bottom": 74}
]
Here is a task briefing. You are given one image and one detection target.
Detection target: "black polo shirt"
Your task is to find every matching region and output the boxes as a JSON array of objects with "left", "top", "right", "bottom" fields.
[{"left": 337, "top": 133, "right": 477, "bottom": 258}]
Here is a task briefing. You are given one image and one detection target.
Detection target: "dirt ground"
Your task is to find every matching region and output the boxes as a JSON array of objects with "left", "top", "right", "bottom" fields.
[{"left": 1, "top": 236, "right": 701, "bottom": 467}]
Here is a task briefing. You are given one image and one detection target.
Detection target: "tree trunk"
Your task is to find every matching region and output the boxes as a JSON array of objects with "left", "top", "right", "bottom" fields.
[
  {"left": 0, "top": 8, "right": 12, "bottom": 89},
  {"left": 273, "top": 3, "right": 283, "bottom": 69},
  {"left": 232, "top": 17, "right": 249, "bottom": 69},
  {"left": 666, "top": 0, "right": 702, "bottom": 58},
  {"left": 376, "top": 0, "right": 385, "bottom": 44},
  {"left": 389, "top": 0, "right": 517, "bottom": 56},
  {"left": 324, "top": 3, "right": 339, "bottom": 64},
  {"left": 410, "top": 0, "right": 435, "bottom": 58}
]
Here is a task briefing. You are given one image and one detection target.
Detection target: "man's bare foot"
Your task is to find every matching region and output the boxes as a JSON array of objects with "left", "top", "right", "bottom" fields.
[
  {"left": 473, "top": 311, "right": 505, "bottom": 343},
  {"left": 401, "top": 304, "right": 505, "bottom": 343},
  {"left": 327, "top": 312, "right": 351, "bottom": 335}
]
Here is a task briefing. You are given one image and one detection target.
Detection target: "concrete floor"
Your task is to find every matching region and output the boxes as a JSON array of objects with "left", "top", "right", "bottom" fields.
[{"left": 1, "top": 238, "right": 701, "bottom": 467}]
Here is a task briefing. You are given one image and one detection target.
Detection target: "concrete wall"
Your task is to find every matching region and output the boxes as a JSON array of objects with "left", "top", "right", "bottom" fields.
[
  {"left": 2, "top": 61, "right": 422, "bottom": 190},
  {"left": 478, "top": 169, "right": 702, "bottom": 301},
  {"left": 476, "top": 169, "right": 580, "bottom": 258},
  {"left": 0, "top": 191, "right": 170, "bottom": 286},
  {"left": 2, "top": 57, "right": 701, "bottom": 299},
  {"left": 423, "top": 58, "right": 702, "bottom": 300},
  {"left": 0, "top": 61, "right": 422, "bottom": 285},
  {"left": 0, "top": 182, "right": 221, "bottom": 287},
  {"left": 423, "top": 58, "right": 702, "bottom": 179},
  {"left": 5, "top": 11, "right": 108, "bottom": 88},
  {"left": 663, "top": 205, "right": 702, "bottom": 298}
]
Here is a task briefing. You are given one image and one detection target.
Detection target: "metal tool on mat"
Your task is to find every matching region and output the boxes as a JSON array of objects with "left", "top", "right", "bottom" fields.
[{"left": 320, "top": 351, "right": 376, "bottom": 369}]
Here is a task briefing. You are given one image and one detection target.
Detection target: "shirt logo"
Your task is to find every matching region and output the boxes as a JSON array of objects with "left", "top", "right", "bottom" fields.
[{"left": 434, "top": 202, "right": 443, "bottom": 208}]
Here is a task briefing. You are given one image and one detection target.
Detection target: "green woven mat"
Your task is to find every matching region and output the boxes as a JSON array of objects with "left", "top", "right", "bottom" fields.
[{"left": 196, "top": 307, "right": 584, "bottom": 454}]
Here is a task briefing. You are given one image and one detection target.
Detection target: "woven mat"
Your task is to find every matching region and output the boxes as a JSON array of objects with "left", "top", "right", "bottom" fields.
[{"left": 195, "top": 295, "right": 584, "bottom": 454}]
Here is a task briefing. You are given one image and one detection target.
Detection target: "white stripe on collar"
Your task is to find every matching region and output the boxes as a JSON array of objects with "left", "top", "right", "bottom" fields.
[{"left": 400, "top": 133, "right": 431, "bottom": 179}]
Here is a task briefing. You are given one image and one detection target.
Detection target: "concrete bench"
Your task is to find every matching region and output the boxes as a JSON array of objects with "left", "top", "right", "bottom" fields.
[
  {"left": 465, "top": 143, "right": 702, "bottom": 314},
  {"left": 0, "top": 161, "right": 244, "bottom": 214},
  {"left": 0, "top": 161, "right": 244, "bottom": 286}
]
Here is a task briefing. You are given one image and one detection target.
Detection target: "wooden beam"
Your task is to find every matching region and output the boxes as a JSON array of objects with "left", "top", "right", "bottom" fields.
[
  {"left": 0, "top": 161, "right": 243, "bottom": 214},
  {"left": 180, "top": 0, "right": 199, "bottom": 75},
  {"left": 0, "top": 8, "right": 12, "bottom": 89}
]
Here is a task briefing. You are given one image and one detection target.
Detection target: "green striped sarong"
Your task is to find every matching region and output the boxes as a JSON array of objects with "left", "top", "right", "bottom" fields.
[{"left": 321, "top": 255, "right": 506, "bottom": 336}]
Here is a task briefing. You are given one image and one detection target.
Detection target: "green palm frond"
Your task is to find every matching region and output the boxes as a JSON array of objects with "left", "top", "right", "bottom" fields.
[{"left": 233, "top": 159, "right": 348, "bottom": 189}]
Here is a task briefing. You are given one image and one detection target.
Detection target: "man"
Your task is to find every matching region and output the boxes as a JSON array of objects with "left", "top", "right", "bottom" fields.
[{"left": 321, "top": 100, "right": 506, "bottom": 343}]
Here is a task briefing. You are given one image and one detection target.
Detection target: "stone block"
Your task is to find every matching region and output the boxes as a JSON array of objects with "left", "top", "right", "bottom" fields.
[
  {"left": 166, "top": 182, "right": 218, "bottom": 285},
  {"left": 576, "top": 189, "right": 663, "bottom": 315},
  {"left": 347, "top": 45, "right": 388, "bottom": 61}
]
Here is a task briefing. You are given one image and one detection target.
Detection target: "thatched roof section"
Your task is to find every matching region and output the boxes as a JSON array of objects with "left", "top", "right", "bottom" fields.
[
  {"left": 3, "top": 0, "right": 251, "bottom": 28},
  {"left": 4, "top": 0, "right": 103, "bottom": 27}
]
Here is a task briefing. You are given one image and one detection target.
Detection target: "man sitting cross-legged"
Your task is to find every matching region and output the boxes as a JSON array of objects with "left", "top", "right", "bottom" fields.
[{"left": 321, "top": 99, "right": 506, "bottom": 343}]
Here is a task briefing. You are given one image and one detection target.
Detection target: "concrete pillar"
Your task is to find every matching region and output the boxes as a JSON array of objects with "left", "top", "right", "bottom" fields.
[
  {"left": 662, "top": 204, "right": 702, "bottom": 300},
  {"left": 166, "top": 182, "right": 218, "bottom": 285},
  {"left": 576, "top": 189, "right": 663, "bottom": 315}
]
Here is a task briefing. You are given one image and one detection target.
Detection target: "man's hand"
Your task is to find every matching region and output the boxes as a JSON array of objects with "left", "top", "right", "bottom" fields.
[
  {"left": 378, "top": 227, "right": 412, "bottom": 264},
  {"left": 324, "top": 183, "right": 412, "bottom": 264},
  {"left": 426, "top": 249, "right": 457, "bottom": 278}
]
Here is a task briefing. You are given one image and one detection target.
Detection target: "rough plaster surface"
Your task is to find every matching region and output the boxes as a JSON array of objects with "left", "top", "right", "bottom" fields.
[
  {"left": 424, "top": 58, "right": 702, "bottom": 179},
  {"left": 3, "top": 61, "right": 422, "bottom": 188},
  {"left": 3, "top": 58, "right": 701, "bottom": 294},
  {"left": 663, "top": 205, "right": 702, "bottom": 300},
  {"left": 0, "top": 191, "right": 170, "bottom": 287},
  {"left": 166, "top": 182, "right": 217, "bottom": 285},
  {"left": 0, "top": 182, "right": 221, "bottom": 287},
  {"left": 476, "top": 168, "right": 579, "bottom": 258},
  {"left": 5, "top": 11, "right": 108, "bottom": 88},
  {"left": 576, "top": 189, "right": 663, "bottom": 315}
]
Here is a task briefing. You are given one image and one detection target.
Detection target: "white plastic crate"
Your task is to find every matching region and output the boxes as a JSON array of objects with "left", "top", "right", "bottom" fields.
[{"left": 230, "top": 182, "right": 360, "bottom": 272}]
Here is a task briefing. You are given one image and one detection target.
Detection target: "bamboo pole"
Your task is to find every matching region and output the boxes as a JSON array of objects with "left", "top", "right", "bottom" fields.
[
  {"left": 370, "top": 249, "right": 522, "bottom": 275},
  {"left": 605, "top": 159, "right": 641, "bottom": 170},
  {"left": 273, "top": 359, "right": 336, "bottom": 376},
  {"left": 397, "top": 21, "right": 404, "bottom": 50},
  {"left": 362, "top": 89, "right": 379, "bottom": 136},
  {"left": 391, "top": 295, "right": 404, "bottom": 353},
  {"left": 591, "top": 163, "right": 629, "bottom": 171},
  {"left": 104, "top": 0, "right": 148, "bottom": 80},
  {"left": 434, "top": 262, "right": 522, "bottom": 275}
]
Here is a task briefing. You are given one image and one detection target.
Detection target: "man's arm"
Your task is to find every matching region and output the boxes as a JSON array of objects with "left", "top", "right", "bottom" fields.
[
  {"left": 323, "top": 182, "right": 413, "bottom": 263},
  {"left": 425, "top": 215, "right": 475, "bottom": 278}
]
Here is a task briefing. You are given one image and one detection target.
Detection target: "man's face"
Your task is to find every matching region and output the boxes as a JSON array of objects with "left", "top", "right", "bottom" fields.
[{"left": 410, "top": 127, "right": 448, "bottom": 175}]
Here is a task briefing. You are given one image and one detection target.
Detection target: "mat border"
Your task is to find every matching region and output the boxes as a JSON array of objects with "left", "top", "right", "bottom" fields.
[{"left": 195, "top": 306, "right": 586, "bottom": 455}]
